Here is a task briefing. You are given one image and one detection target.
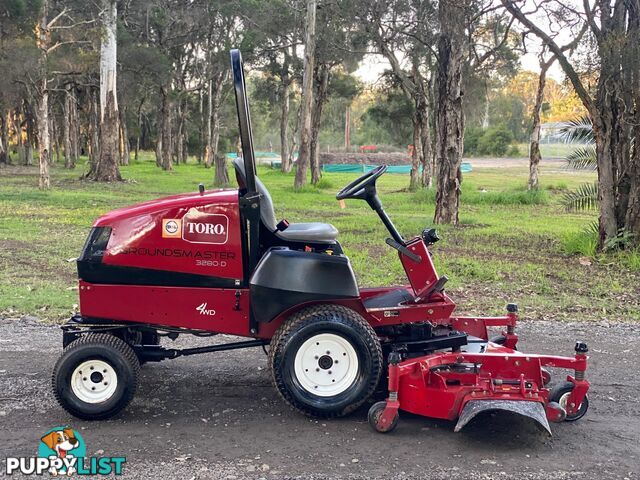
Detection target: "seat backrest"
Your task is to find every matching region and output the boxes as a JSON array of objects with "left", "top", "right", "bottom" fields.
[{"left": 233, "top": 157, "right": 277, "bottom": 231}]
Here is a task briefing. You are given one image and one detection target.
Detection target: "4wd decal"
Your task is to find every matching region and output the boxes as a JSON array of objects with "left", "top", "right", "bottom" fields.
[
  {"left": 196, "top": 302, "right": 216, "bottom": 316},
  {"left": 182, "top": 214, "right": 229, "bottom": 244}
]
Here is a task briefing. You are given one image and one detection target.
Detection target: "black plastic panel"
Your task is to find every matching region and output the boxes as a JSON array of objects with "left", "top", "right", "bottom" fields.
[{"left": 249, "top": 248, "right": 359, "bottom": 323}]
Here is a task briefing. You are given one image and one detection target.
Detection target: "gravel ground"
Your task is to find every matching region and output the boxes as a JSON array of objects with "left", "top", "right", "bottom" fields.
[{"left": 0, "top": 316, "right": 638, "bottom": 479}]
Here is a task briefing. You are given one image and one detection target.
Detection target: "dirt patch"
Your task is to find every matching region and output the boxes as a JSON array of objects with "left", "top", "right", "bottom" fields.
[{"left": 0, "top": 316, "right": 638, "bottom": 479}]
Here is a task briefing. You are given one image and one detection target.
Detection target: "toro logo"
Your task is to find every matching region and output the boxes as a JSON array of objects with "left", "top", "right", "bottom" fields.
[{"left": 182, "top": 214, "right": 229, "bottom": 244}]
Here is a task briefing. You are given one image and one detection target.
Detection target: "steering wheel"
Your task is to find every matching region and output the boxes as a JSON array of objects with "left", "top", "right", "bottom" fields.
[{"left": 336, "top": 165, "right": 387, "bottom": 201}]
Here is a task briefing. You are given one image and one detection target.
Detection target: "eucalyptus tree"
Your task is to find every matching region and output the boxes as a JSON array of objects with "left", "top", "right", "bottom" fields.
[
  {"left": 364, "top": 0, "right": 437, "bottom": 190},
  {"left": 245, "top": 0, "right": 304, "bottom": 173},
  {"left": 502, "top": 0, "right": 640, "bottom": 247}
]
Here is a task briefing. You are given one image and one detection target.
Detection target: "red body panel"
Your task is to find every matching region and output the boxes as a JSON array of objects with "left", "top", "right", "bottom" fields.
[
  {"left": 79, "top": 281, "right": 251, "bottom": 335},
  {"left": 96, "top": 189, "right": 244, "bottom": 280}
]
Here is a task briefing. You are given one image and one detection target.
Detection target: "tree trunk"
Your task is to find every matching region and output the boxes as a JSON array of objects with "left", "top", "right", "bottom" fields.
[
  {"left": 310, "top": 63, "right": 329, "bottom": 185},
  {"left": 625, "top": 10, "right": 640, "bottom": 243},
  {"left": 63, "top": 85, "right": 73, "bottom": 168},
  {"left": 175, "top": 99, "right": 185, "bottom": 164},
  {"left": 36, "top": 85, "right": 50, "bottom": 188},
  {"left": 434, "top": 0, "right": 466, "bottom": 225},
  {"left": 119, "top": 106, "right": 130, "bottom": 165},
  {"left": 197, "top": 87, "right": 203, "bottom": 163},
  {"left": 294, "top": 0, "right": 317, "bottom": 189},
  {"left": 420, "top": 106, "right": 433, "bottom": 188},
  {"left": 0, "top": 111, "right": 9, "bottom": 164},
  {"left": 528, "top": 59, "right": 552, "bottom": 190},
  {"left": 51, "top": 114, "right": 60, "bottom": 164},
  {"left": 409, "top": 116, "right": 422, "bottom": 191},
  {"left": 214, "top": 153, "right": 229, "bottom": 187},
  {"left": 157, "top": 87, "right": 173, "bottom": 171},
  {"left": 135, "top": 97, "right": 143, "bottom": 161},
  {"left": 280, "top": 51, "right": 292, "bottom": 173},
  {"left": 25, "top": 106, "right": 34, "bottom": 166},
  {"left": 15, "top": 108, "right": 25, "bottom": 165},
  {"left": 90, "top": 0, "right": 121, "bottom": 181},
  {"left": 36, "top": 0, "right": 50, "bottom": 188},
  {"left": 89, "top": 89, "right": 100, "bottom": 169},
  {"left": 203, "top": 79, "right": 213, "bottom": 168},
  {"left": 280, "top": 74, "right": 291, "bottom": 173}
]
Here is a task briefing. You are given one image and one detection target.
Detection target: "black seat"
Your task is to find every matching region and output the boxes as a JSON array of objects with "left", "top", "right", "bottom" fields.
[{"left": 233, "top": 158, "right": 338, "bottom": 243}]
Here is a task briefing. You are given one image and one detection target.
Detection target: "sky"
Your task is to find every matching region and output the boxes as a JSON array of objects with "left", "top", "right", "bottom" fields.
[
  {"left": 353, "top": 50, "right": 566, "bottom": 86},
  {"left": 353, "top": 0, "right": 582, "bottom": 85}
]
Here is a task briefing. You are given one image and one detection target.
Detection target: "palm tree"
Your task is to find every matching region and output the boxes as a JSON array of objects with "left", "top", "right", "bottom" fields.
[{"left": 559, "top": 115, "right": 599, "bottom": 212}]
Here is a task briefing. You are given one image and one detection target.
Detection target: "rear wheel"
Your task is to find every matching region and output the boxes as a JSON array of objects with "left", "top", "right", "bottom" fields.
[
  {"left": 269, "top": 305, "right": 382, "bottom": 418},
  {"left": 52, "top": 333, "right": 140, "bottom": 420}
]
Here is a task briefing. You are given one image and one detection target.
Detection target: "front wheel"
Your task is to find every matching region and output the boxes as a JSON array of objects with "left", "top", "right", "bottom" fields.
[
  {"left": 269, "top": 305, "right": 382, "bottom": 418},
  {"left": 52, "top": 333, "right": 140, "bottom": 420},
  {"left": 549, "top": 381, "right": 589, "bottom": 421}
]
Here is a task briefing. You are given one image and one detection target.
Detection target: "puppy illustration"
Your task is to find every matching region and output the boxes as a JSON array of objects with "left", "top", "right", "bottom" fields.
[{"left": 40, "top": 428, "right": 79, "bottom": 476}]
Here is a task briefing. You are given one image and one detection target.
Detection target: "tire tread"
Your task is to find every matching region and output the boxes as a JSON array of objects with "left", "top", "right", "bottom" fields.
[{"left": 269, "top": 304, "right": 382, "bottom": 419}]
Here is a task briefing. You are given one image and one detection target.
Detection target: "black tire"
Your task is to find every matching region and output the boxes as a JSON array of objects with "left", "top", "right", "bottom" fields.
[
  {"left": 489, "top": 334, "right": 518, "bottom": 350},
  {"left": 549, "top": 381, "right": 589, "bottom": 421},
  {"left": 269, "top": 305, "right": 383, "bottom": 418},
  {"left": 52, "top": 333, "right": 140, "bottom": 420},
  {"left": 368, "top": 401, "right": 399, "bottom": 433}
]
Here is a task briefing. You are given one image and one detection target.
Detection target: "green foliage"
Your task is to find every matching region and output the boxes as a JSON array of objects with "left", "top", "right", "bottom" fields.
[
  {"left": 565, "top": 145, "right": 597, "bottom": 170},
  {"left": 466, "top": 125, "right": 514, "bottom": 157},
  {"left": 561, "top": 182, "right": 599, "bottom": 212},
  {"left": 561, "top": 228, "right": 598, "bottom": 257},
  {"left": 357, "top": 89, "right": 413, "bottom": 147},
  {"left": 463, "top": 127, "right": 483, "bottom": 155},
  {"left": 507, "top": 144, "right": 520, "bottom": 156},
  {"left": 477, "top": 125, "right": 514, "bottom": 156},
  {"left": 560, "top": 115, "right": 593, "bottom": 144}
]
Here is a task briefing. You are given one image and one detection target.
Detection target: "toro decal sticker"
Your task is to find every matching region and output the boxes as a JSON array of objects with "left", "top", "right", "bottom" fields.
[{"left": 182, "top": 213, "right": 229, "bottom": 244}]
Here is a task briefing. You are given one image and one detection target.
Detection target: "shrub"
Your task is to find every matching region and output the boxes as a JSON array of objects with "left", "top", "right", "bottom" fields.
[
  {"left": 477, "top": 125, "right": 514, "bottom": 156},
  {"left": 507, "top": 144, "right": 520, "bottom": 157},
  {"left": 561, "top": 229, "right": 598, "bottom": 257},
  {"left": 463, "top": 127, "right": 483, "bottom": 156}
]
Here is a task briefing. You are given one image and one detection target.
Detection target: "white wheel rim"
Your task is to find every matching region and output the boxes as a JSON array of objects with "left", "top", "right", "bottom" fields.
[
  {"left": 71, "top": 360, "right": 118, "bottom": 404},
  {"left": 559, "top": 391, "right": 582, "bottom": 413},
  {"left": 294, "top": 333, "right": 359, "bottom": 397}
]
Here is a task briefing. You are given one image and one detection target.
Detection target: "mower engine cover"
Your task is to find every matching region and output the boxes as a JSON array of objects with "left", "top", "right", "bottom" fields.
[{"left": 249, "top": 247, "right": 359, "bottom": 323}]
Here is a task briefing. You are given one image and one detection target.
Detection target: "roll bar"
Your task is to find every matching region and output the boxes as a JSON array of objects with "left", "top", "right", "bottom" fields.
[{"left": 230, "top": 49, "right": 257, "bottom": 195}]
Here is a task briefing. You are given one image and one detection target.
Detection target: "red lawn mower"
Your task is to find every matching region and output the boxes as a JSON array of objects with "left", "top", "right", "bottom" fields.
[{"left": 52, "top": 50, "right": 590, "bottom": 435}]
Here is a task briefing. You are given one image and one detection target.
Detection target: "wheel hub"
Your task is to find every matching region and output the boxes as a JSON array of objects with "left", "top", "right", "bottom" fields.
[
  {"left": 318, "top": 355, "right": 333, "bottom": 370},
  {"left": 294, "top": 333, "right": 359, "bottom": 397},
  {"left": 71, "top": 360, "right": 118, "bottom": 404}
]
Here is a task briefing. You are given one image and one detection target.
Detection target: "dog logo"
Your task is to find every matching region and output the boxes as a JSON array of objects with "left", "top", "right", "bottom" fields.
[
  {"left": 38, "top": 427, "right": 85, "bottom": 476},
  {"left": 162, "top": 219, "right": 182, "bottom": 238},
  {"left": 4, "top": 426, "right": 126, "bottom": 476}
]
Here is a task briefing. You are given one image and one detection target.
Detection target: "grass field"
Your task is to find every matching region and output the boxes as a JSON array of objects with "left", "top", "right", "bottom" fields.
[
  {"left": 513, "top": 142, "right": 587, "bottom": 158},
  {"left": 1, "top": 153, "right": 638, "bottom": 323}
]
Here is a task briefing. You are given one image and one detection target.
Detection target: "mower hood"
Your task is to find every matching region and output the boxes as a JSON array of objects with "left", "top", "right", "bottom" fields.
[{"left": 454, "top": 400, "right": 551, "bottom": 436}]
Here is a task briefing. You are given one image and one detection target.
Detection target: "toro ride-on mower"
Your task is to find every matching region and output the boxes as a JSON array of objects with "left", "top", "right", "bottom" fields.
[{"left": 52, "top": 50, "right": 589, "bottom": 435}]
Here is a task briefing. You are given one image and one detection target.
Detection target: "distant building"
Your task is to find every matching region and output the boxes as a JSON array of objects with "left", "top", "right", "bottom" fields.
[{"left": 539, "top": 122, "right": 564, "bottom": 143}]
